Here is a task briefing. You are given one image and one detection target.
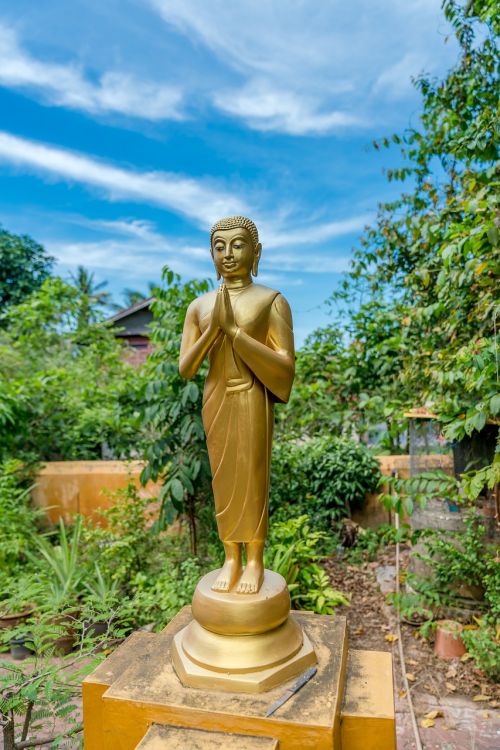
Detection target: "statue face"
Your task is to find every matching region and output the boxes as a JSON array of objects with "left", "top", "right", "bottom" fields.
[{"left": 211, "top": 227, "right": 260, "bottom": 279}]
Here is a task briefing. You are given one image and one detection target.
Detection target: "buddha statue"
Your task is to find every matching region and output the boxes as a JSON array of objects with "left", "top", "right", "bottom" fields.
[{"left": 179, "top": 216, "right": 295, "bottom": 595}]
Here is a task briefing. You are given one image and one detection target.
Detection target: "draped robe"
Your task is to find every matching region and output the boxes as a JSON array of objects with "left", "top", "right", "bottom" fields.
[{"left": 195, "top": 283, "right": 295, "bottom": 543}]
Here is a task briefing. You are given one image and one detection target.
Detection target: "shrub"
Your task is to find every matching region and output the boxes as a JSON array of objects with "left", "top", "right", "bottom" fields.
[
  {"left": 0, "top": 461, "right": 41, "bottom": 577},
  {"left": 462, "top": 619, "right": 500, "bottom": 681},
  {"left": 270, "top": 436, "right": 381, "bottom": 530},
  {"left": 266, "top": 515, "right": 349, "bottom": 614}
]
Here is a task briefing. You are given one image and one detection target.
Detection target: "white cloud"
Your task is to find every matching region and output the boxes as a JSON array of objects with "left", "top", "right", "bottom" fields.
[
  {"left": 264, "top": 214, "right": 372, "bottom": 249},
  {"left": 265, "top": 252, "right": 352, "bottom": 274},
  {"left": 51, "top": 237, "right": 205, "bottom": 279},
  {"left": 214, "top": 80, "right": 362, "bottom": 136},
  {"left": 149, "top": 0, "right": 457, "bottom": 135},
  {"left": 44, "top": 214, "right": 355, "bottom": 291},
  {"left": 0, "top": 131, "right": 249, "bottom": 226},
  {"left": 374, "top": 53, "right": 428, "bottom": 98},
  {"left": 0, "top": 23, "right": 184, "bottom": 120}
]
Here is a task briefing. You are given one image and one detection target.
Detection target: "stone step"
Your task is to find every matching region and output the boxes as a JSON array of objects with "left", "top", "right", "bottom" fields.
[{"left": 135, "top": 724, "right": 279, "bottom": 749}]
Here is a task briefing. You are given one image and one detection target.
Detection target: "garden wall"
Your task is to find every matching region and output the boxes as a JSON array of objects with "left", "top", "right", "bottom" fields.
[
  {"left": 31, "top": 460, "right": 160, "bottom": 524},
  {"left": 352, "top": 453, "right": 454, "bottom": 528},
  {"left": 32, "top": 454, "right": 454, "bottom": 528}
]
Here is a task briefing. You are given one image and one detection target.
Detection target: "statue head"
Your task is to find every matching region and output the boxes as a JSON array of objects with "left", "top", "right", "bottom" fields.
[{"left": 210, "top": 216, "right": 262, "bottom": 281}]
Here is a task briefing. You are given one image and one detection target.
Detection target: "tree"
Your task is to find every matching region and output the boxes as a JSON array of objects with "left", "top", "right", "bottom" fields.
[
  {"left": 69, "top": 266, "right": 112, "bottom": 328},
  {"left": 0, "top": 277, "right": 146, "bottom": 462},
  {"left": 0, "top": 227, "right": 54, "bottom": 320},
  {"left": 141, "top": 268, "right": 213, "bottom": 554},
  {"left": 283, "top": 0, "right": 499, "bottom": 465}
]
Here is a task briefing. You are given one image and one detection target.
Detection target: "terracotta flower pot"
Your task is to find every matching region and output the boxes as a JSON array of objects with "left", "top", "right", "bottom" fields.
[
  {"left": 434, "top": 620, "right": 466, "bottom": 659},
  {"left": 0, "top": 604, "right": 36, "bottom": 630}
]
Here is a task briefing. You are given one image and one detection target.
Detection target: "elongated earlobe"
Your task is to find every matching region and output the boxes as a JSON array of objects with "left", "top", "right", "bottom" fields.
[
  {"left": 251, "top": 259, "right": 259, "bottom": 277},
  {"left": 216, "top": 269, "right": 221, "bottom": 280}
]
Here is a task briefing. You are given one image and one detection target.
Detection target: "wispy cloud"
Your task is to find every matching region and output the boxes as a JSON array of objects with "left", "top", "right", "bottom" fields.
[
  {"left": 373, "top": 53, "right": 429, "bottom": 98},
  {"left": 51, "top": 237, "right": 205, "bottom": 279},
  {"left": 214, "top": 80, "right": 362, "bottom": 136},
  {"left": 264, "top": 214, "right": 372, "bottom": 249},
  {"left": 45, "top": 214, "right": 354, "bottom": 291},
  {"left": 0, "top": 131, "right": 248, "bottom": 226},
  {"left": 0, "top": 23, "right": 184, "bottom": 121},
  {"left": 149, "top": 0, "right": 456, "bottom": 135}
]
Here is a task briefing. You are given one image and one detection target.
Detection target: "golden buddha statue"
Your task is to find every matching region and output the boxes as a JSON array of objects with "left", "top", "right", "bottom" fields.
[
  {"left": 173, "top": 216, "right": 315, "bottom": 692},
  {"left": 179, "top": 216, "right": 295, "bottom": 595}
]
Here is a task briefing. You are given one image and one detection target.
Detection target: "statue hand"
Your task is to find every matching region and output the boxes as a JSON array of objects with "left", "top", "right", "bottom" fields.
[
  {"left": 220, "top": 285, "right": 237, "bottom": 339},
  {"left": 208, "top": 286, "right": 223, "bottom": 334}
]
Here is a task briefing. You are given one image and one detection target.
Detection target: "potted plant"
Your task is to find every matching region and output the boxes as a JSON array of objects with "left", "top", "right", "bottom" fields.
[
  {"left": 27, "top": 517, "right": 84, "bottom": 655},
  {"left": 80, "top": 562, "right": 122, "bottom": 641}
]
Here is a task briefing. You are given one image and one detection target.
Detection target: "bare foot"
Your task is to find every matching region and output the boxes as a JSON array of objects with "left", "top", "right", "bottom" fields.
[
  {"left": 235, "top": 561, "right": 264, "bottom": 594},
  {"left": 211, "top": 558, "right": 241, "bottom": 593}
]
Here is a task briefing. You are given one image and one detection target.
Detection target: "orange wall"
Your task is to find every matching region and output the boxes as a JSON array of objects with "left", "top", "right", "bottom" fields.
[
  {"left": 31, "top": 460, "right": 160, "bottom": 525},
  {"left": 31, "top": 455, "right": 454, "bottom": 528}
]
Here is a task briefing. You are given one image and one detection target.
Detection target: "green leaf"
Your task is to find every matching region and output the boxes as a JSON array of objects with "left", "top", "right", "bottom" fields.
[
  {"left": 170, "top": 478, "right": 184, "bottom": 504},
  {"left": 489, "top": 394, "right": 500, "bottom": 415}
]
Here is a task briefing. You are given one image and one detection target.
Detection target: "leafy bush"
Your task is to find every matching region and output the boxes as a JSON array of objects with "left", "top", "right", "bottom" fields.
[
  {"left": 125, "top": 557, "right": 207, "bottom": 630},
  {"left": 462, "top": 619, "right": 500, "bottom": 681},
  {"left": 266, "top": 515, "right": 349, "bottom": 614},
  {"left": 401, "top": 508, "right": 500, "bottom": 674},
  {"left": 270, "top": 436, "right": 381, "bottom": 529},
  {"left": 0, "top": 277, "right": 146, "bottom": 463},
  {"left": 414, "top": 511, "right": 495, "bottom": 600},
  {"left": 0, "top": 461, "right": 40, "bottom": 578},
  {"left": 82, "top": 482, "right": 155, "bottom": 588}
]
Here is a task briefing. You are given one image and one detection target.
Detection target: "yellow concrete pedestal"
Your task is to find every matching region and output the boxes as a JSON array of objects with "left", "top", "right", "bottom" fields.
[{"left": 83, "top": 607, "right": 395, "bottom": 750}]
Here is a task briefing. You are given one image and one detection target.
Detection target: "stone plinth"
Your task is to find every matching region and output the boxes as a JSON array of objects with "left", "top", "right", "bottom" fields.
[
  {"left": 136, "top": 724, "right": 279, "bottom": 749},
  {"left": 83, "top": 607, "right": 395, "bottom": 750}
]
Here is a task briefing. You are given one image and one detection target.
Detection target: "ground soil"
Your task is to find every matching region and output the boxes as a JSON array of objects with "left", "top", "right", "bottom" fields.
[{"left": 324, "top": 544, "right": 500, "bottom": 749}]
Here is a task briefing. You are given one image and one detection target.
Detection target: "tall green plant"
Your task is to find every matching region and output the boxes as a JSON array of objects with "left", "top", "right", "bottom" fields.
[
  {"left": 28, "top": 518, "right": 83, "bottom": 608},
  {"left": 141, "top": 267, "right": 213, "bottom": 552}
]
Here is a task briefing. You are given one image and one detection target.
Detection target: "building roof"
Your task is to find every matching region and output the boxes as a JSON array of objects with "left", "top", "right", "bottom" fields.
[{"left": 107, "top": 297, "right": 155, "bottom": 324}]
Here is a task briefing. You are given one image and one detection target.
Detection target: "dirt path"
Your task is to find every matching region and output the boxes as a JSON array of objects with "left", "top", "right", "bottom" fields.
[{"left": 325, "top": 546, "right": 500, "bottom": 749}]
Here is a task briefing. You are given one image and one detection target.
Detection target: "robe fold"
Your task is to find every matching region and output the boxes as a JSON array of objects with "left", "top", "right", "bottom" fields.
[{"left": 200, "top": 284, "right": 294, "bottom": 543}]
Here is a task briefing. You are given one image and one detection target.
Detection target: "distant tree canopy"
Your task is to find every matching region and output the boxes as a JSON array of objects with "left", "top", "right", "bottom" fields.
[{"left": 0, "top": 227, "right": 54, "bottom": 319}]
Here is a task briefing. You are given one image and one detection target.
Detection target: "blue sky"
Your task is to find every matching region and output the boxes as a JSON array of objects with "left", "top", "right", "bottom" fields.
[{"left": 0, "top": 0, "right": 458, "bottom": 344}]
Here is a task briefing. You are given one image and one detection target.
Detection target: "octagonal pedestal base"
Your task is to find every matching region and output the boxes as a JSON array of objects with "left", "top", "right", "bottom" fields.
[
  {"left": 172, "top": 568, "right": 317, "bottom": 692},
  {"left": 172, "top": 620, "right": 316, "bottom": 693}
]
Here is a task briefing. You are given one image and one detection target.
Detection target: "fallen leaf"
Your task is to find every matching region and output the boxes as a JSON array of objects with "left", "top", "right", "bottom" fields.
[
  {"left": 445, "top": 666, "right": 457, "bottom": 678},
  {"left": 460, "top": 652, "right": 474, "bottom": 662},
  {"left": 445, "top": 682, "right": 457, "bottom": 692},
  {"left": 482, "top": 711, "right": 490, "bottom": 719},
  {"left": 406, "top": 673, "right": 416, "bottom": 682},
  {"left": 421, "top": 718, "right": 435, "bottom": 728},
  {"left": 384, "top": 633, "right": 398, "bottom": 642},
  {"left": 407, "top": 658, "right": 419, "bottom": 666},
  {"left": 473, "top": 694, "right": 490, "bottom": 702},
  {"left": 424, "top": 710, "right": 443, "bottom": 720},
  {"left": 488, "top": 700, "right": 499, "bottom": 708},
  {"left": 399, "top": 690, "right": 407, "bottom": 699}
]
